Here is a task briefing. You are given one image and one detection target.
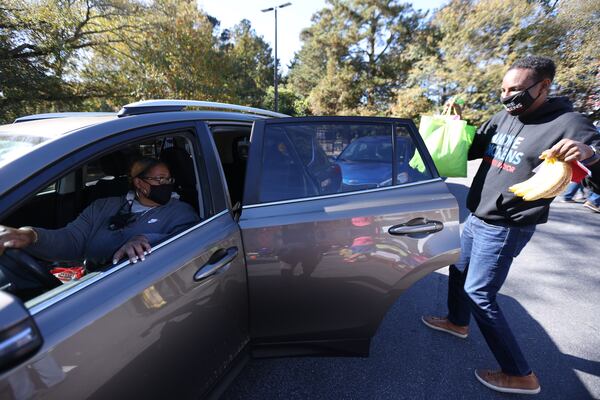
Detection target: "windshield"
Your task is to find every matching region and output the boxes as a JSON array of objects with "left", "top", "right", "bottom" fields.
[{"left": 0, "top": 133, "right": 48, "bottom": 165}]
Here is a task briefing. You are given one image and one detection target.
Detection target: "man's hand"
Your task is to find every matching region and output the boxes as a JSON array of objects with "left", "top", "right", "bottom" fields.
[
  {"left": 112, "top": 235, "right": 151, "bottom": 265},
  {"left": 0, "top": 226, "right": 36, "bottom": 255},
  {"left": 542, "top": 139, "right": 594, "bottom": 162}
]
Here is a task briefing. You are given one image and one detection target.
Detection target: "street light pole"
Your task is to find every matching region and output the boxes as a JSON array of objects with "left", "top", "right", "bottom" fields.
[
  {"left": 274, "top": 6, "right": 278, "bottom": 113},
  {"left": 262, "top": 2, "right": 292, "bottom": 113}
]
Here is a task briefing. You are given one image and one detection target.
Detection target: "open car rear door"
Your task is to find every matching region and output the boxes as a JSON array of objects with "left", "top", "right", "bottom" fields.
[{"left": 239, "top": 116, "right": 460, "bottom": 357}]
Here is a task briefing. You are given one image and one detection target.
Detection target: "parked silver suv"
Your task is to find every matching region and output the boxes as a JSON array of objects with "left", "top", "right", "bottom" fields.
[{"left": 0, "top": 100, "right": 460, "bottom": 399}]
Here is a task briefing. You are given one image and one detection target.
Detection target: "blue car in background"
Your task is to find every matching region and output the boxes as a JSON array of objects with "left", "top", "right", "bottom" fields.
[{"left": 335, "top": 135, "right": 421, "bottom": 191}]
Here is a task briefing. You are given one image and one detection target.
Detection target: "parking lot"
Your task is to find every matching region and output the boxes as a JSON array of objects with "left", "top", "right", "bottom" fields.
[{"left": 223, "top": 161, "right": 600, "bottom": 399}]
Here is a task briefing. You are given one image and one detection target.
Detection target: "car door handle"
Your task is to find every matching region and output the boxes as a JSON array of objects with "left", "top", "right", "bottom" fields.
[
  {"left": 388, "top": 218, "right": 444, "bottom": 236},
  {"left": 194, "top": 247, "right": 238, "bottom": 281}
]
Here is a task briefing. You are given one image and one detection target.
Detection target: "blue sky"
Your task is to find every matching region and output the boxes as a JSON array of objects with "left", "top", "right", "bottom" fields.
[{"left": 199, "top": 0, "right": 447, "bottom": 72}]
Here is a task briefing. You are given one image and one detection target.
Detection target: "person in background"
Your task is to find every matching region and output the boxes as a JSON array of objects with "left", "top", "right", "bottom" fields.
[
  {"left": 583, "top": 122, "right": 600, "bottom": 212},
  {"left": 583, "top": 176, "right": 600, "bottom": 213},
  {"left": 559, "top": 181, "right": 586, "bottom": 202}
]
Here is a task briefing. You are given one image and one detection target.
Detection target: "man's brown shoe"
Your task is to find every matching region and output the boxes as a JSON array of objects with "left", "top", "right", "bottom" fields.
[
  {"left": 421, "top": 316, "right": 468, "bottom": 339},
  {"left": 475, "top": 369, "right": 541, "bottom": 395}
]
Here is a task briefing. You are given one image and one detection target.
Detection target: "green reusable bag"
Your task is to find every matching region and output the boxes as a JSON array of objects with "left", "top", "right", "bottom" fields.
[{"left": 409, "top": 115, "right": 476, "bottom": 177}]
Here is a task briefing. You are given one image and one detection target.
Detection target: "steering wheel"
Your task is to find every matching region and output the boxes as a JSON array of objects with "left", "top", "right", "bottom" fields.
[{"left": 2, "top": 249, "right": 62, "bottom": 289}]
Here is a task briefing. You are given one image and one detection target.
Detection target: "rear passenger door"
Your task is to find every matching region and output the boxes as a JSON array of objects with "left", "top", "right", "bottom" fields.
[{"left": 240, "top": 117, "right": 460, "bottom": 356}]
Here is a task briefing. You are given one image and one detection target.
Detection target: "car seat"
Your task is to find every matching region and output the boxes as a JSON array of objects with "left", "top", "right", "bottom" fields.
[
  {"left": 159, "top": 147, "right": 199, "bottom": 211},
  {"left": 222, "top": 137, "right": 249, "bottom": 206},
  {"left": 85, "top": 151, "right": 131, "bottom": 204}
]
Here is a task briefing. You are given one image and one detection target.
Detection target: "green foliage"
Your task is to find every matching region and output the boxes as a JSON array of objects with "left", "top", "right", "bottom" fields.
[
  {"left": 290, "top": 0, "right": 598, "bottom": 124},
  {"left": 221, "top": 19, "right": 274, "bottom": 107},
  {"left": 83, "top": 0, "right": 228, "bottom": 102},
  {"left": 548, "top": 0, "right": 600, "bottom": 119},
  {"left": 262, "top": 86, "right": 310, "bottom": 116},
  {"left": 0, "top": 0, "right": 146, "bottom": 121},
  {"left": 405, "top": 0, "right": 545, "bottom": 125},
  {"left": 82, "top": 0, "right": 273, "bottom": 106},
  {"left": 1, "top": 0, "right": 598, "bottom": 124},
  {"left": 390, "top": 87, "right": 434, "bottom": 122},
  {"left": 288, "top": 0, "right": 425, "bottom": 115},
  {"left": 0, "top": 0, "right": 275, "bottom": 122}
]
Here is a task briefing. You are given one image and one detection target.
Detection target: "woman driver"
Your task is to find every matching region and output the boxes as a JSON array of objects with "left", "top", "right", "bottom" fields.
[{"left": 0, "top": 157, "right": 199, "bottom": 268}]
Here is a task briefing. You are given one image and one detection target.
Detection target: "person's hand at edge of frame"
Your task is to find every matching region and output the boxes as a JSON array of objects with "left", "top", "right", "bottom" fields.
[{"left": 0, "top": 225, "right": 36, "bottom": 255}]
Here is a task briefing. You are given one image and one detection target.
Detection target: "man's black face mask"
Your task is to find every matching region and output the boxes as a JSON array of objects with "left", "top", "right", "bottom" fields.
[{"left": 501, "top": 80, "right": 543, "bottom": 116}]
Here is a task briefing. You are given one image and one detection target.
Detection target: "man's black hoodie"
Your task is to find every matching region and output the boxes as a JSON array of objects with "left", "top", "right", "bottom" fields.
[{"left": 467, "top": 97, "right": 600, "bottom": 226}]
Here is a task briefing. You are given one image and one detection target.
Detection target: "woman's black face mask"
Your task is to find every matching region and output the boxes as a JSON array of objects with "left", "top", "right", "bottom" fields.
[
  {"left": 501, "top": 80, "right": 542, "bottom": 115},
  {"left": 146, "top": 184, "right": 174, "bottom": 205}
]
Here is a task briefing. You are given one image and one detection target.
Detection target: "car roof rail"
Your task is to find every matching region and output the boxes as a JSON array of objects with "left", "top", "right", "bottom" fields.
[
  {"left": 13, "top": 112, "right": 115, "bottom": 123},
  {"left": 117, "top": 99, "right": 289, "bottom": 118}
]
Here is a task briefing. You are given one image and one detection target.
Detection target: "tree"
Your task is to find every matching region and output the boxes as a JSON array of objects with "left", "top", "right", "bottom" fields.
[
  {"left": 262, "top": 86, "right": 309, "bottom": 116},
  {"left": 287, "top": 2, "right": 356, "bottom": 114},
  {"left": 115, "top": 0, "right": 227, "bottom": 101},
  {"left": 396, "top": 0, "right": 599, "bottom": 124},
  {"left": 401, "top": 0, "right": 546, "bottom": 125},
  {"left": 81, "top": 3, "right": 275, "bottom": 108},
  {"left": 288, "top": 0, "right": 425, "bottom": 115},
  {"left": 545, "top": 0, "right": 600, "bottom": 118},
  {"left": 390, "top": 87, "right": 434, "bottom": 121},
  {"left": 0, "top": 0, "right": 146, "bottom": 122},
  {"left": 220, "top": 19, "right": 274, "bottom": 107},
  {"left": 3, "top": 0, "right": 597, "bottom": 125}
]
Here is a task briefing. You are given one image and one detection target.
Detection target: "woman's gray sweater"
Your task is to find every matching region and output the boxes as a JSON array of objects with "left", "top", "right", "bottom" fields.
[{"left": 28, "top": 195, "right": 199, "bottom": 266}]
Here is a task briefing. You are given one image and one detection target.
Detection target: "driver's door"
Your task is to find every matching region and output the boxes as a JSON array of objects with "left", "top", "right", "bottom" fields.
[{"left": 0, "top": 121, "right": 249, "bottom": 399}]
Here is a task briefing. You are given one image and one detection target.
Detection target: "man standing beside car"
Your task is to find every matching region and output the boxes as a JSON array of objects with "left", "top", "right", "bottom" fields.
[{"left": 421, "top": 56, "right": 600, "bottom": 395}]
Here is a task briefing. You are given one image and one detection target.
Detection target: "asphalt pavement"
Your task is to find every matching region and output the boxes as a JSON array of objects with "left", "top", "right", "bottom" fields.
[{"left": 223, "top": 161, "right": 600, "bottom": 399}]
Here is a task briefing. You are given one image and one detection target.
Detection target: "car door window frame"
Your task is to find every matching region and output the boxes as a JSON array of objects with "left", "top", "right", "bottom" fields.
[
  {"left": 194, "top": 121, "right": 229, "bottom": 214},
  {"left": 243, "top": 116, "right": 441, "bottom": 207},
  {"left": 0, "top": 121, "right": 216, "bottom": 313},
  {"left": 0, "top": 121, "right": 214, "bottom": 221}
]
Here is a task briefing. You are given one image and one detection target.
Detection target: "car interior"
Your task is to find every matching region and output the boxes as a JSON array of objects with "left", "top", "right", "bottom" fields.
[
  {"left": 0, "top": 132, "right": 203, "bottom": 304},
  {"left": 209, "top": 124, "right": 252, "bottom": 208}
]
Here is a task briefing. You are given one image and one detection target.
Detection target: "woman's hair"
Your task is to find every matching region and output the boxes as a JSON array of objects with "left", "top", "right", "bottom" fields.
[{"left": 129, "top": 157, "right": 168, "bottom": 180}]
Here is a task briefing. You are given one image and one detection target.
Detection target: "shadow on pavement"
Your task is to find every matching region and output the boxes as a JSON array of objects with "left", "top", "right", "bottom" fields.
[{"left": 222, "top": 271, "right": 597, "bottom": 400}]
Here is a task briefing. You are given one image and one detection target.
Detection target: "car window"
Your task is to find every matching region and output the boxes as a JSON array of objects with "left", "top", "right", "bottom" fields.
[
  {"left": 392, "top": 124, "right": 434, "bottom": 185},
  {"left": 258, "top": 122, "right": 433, "bottom": 203},
  {"left": 0, "top": 134, "right": 48, "bottom": 166},
  {"left": 259, "top": 127, "right": 317, "bottom": 202},
  {"left": 0, "top": 133, "right": 202, "bottom": 309}
]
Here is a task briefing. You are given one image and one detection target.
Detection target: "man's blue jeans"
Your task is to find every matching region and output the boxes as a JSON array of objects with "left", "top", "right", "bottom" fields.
[
  {"left": 589, "top": 191, "right": 600, "bottom": 206},
  {"left": 562, "top": 182, "right": 583, "bottom": 200},
  {"left": 447, "top": 214, "right": 536, "bottom": 376}
]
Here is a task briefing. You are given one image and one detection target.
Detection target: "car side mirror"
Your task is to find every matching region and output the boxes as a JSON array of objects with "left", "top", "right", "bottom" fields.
[{"left": 0, "top": 291, "right": 43, "bottom": 372}]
